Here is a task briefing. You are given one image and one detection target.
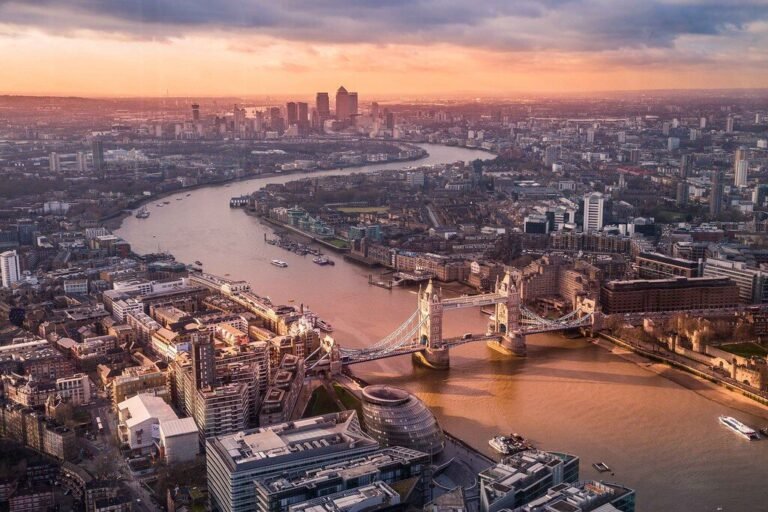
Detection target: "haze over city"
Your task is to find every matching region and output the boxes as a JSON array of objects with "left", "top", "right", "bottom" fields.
[{"left": 2, "top": 1, "right": 768, "bottom": 96}]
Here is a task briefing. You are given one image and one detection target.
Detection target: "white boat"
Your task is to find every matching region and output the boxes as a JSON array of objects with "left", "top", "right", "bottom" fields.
[
  {"left": 488, "top": 433, "right": 531, "bottom": 455},
  {"left": 316, "top": 320, "right": 334, "bottom": 332},
  {"left": 271, "top": 259, "right": 288, "bottom": 268},
  {"left": 719, "top": 416, "right": 759, "bottom": 440}
]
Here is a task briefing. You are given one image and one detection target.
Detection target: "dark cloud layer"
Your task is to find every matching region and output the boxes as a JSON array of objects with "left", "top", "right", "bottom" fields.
[{"left": 1, "top": 0, "right": 766, "bottom": 54}]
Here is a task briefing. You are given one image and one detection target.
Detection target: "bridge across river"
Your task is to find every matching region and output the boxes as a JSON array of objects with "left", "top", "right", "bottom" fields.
[{"left": 309, "top": 272, "right": 598, "bottom": 370}]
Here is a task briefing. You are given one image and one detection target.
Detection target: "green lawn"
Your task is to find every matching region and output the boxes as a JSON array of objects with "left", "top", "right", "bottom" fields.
[
  {"left": 326, "top": 238, "right": 350, "bottom": 249},
  {"left": 333, "top": 384, "right": 364, "bottom": 421},
  {"left": 305, "top": 386, "right": 341, "bottom": 417},
  {"left": 336, "top": 207, "right": 389, "bottom": 214},
  {"left": 719, "top": 342, "right": 768, "bottom": 358}
]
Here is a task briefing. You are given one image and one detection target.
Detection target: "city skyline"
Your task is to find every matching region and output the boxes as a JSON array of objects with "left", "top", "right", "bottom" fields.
[{"left": 1, "top": 1, "right": 768, "bottom": 97}]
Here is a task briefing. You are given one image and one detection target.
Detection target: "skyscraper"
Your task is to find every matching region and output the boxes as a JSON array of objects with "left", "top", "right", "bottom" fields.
[
  {"left": 348, "top": 92, "right": 358, "bottom": 119},
  {"left": 297, "top": 102, "right": 308, "bottom": 127},
  {"left": 679, "top": 153, "right": 691, "bottom": 178},
  {"left": 335, "top": 86, "right": 350, "bottom": 120},
  {"left": 49, "top": 152, "right": 60, "bottom": 172},
  {"left": 0, "top": 250, "right": 20, "bottom": 288},
  {"left": 710, "top": 171, "right": 723, "bottom": 217},
  {"left": 726, "top": 115, "right": 735, "bottom": 133},
  {"left": 192, "top": 103, "right": 200, "bottom": 121},
  {"left": 582, "top": 192, "right": 605, "bottom": 232},
  {"left": 286, "top": 102, "right": 298, "bottom": 125},
  {"left": 76, "top": 151, "right": 88, "bottom": 173},
  {"left": 316, "top": 92, "right": 330, "bottom": 117},
  {"left": 371, "top": 101, "right": 379, "bottom": 119},
  {"left": 91, "top": 139, "right": 104, "bottom": 174},
  {"left": 734, "top": 159, "right": 749, "bottom": 187}
]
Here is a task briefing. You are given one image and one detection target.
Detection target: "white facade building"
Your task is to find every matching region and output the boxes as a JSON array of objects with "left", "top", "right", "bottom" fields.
[
  {"left": 582, "top": 193, "right": 605, "bottom": 233},
  {"left": 0, "top": 250, "right": 21, "bottom": 288},
  {"left": 117, "top": 394, "right": 199, "bottom": 463}
]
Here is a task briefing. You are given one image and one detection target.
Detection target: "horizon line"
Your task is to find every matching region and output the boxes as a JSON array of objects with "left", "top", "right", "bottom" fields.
[{"left": 2, "top": 86, "right": 768, "bottom": 102}]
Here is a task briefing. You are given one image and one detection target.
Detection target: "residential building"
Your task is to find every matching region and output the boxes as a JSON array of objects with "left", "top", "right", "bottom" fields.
[
  {"left": 1, "top": 250, "right": 21, "bottom": 288},
  {"left": 600, "top": 277, "right": 740, "bottom": 314}
]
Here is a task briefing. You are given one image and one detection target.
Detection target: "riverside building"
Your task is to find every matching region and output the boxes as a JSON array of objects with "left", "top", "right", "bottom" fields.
[{"left": 205, "top": 411, "right": 379, "bottom": 512}]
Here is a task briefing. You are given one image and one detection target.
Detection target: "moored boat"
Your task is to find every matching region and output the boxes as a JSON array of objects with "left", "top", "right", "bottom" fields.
[
  {"left": 488, "top": 433, "right": 532, "bottom": 455},
  {"left": 316, "top": 320, "right": 333, "bottom": 332},
  {"left": 719, "top": 416, "right": 759, "bottom": 440},
  {"left": 271, "top": 259, "right": 288, "bottom": 268},
  {"left": 593, "top": 462, "right": 611, "bottom": 472}
]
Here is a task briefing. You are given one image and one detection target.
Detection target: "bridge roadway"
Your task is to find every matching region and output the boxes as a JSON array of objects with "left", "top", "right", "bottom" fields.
[{"left": 343, "top": 334, "right": 504, "bottom": 364}]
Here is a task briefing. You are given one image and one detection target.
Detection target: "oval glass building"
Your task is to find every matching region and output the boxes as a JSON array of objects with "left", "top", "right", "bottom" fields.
[{"left": 361, "top": 385, "right": 445, "bottom": 455}]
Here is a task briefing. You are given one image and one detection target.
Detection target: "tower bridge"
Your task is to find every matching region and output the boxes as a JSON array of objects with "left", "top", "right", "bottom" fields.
[{"left": 308, "top": 272, "right": 599, "bottom": 371}]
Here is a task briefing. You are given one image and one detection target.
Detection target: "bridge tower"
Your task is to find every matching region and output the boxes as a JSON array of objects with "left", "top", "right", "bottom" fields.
[
  {"left": 413, "top": 280, "right": 450, "bottom": 369},
  {"left": 491, "top": 271, "right": 527, "bottom": 356}
]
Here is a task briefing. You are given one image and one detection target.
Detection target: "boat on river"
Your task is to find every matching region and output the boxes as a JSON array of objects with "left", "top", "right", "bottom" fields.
[
  {"left": 719, "top": 416, "right": 759, "bottom": 440},
  {"left": 316, "top": 320, "right": 333, "bottom": 332},
  {"left": 313, "top": 256, "right": 335, "bottom": 266},
  {"left": 593, "top": 462, "right": 611, "bottom": 472},
  {"left": 271, "top": 259, "right": 288, "bottom": 268},
  {"left": 488, "top": 433, "right": 532, "bottom": 455},
  {"left": 135, "top": 207, "right": 150, "bottom": 219}
]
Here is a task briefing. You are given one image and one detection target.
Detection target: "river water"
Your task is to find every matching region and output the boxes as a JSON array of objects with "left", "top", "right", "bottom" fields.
[{"left": 117, "top": 144, "right": 768, "bottom": 511}]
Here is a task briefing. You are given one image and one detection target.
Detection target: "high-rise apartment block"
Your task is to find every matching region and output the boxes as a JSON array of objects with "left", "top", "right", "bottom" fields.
[{"left": 1, "top": 250, "right": 21, "bottom": 288}]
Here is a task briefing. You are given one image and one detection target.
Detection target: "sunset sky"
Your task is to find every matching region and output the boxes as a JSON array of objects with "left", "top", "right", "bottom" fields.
[{"left": 1, "top": 0, "right": 767, "bottom": 97}]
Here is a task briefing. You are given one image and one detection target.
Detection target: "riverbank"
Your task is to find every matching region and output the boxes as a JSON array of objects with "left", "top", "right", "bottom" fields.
[
  {"left": 595, "top": 335, "right": 768, "bottom": 422},
  {"left": 101, "top": 144, "right": 438, "bottom": 231}
]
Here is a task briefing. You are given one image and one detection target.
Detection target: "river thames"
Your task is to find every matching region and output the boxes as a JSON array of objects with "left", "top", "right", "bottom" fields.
[{"left": 117, "top": 144, "right": 768, "bottom": 511}]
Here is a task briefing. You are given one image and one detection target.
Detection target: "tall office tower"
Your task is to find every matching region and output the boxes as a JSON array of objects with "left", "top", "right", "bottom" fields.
[
  {"left": 192, "top": 331, "right": 215, "bottom": 390},
  {"left": 297, "top": 102, "right": 309, "bottom": 127},
  {"left": 91, "top": 139, "right": 104, "bottom": 174},
  {"left": 586, "top": 128, "right": 595, "bottom": 144},
  {"left": 726, "top": 115, "right": 735, "bottom": 133},
  {"left": 348, "top": 92, "right": 358, "bottom": 118},
  {"left": 734, "top": 146, "right": 748, "bottom": 169},
  {"left": 316, "top": 92, "right": 330, "bottom": 117},
  {"left": 76, "top": 151, "right": 88, "bottom": 173},
  {"left": 700, "top": 116, "right": 707, "bottom": 129},
  {"left": 48, "top": 152, "right": 60, "bottom": 172},
  {"left": 0, "top": 250, "right": 21, "bottom": 288},
  {"left": 253, "top": 111, "right": 264, "bottom": 132},
  {"left": 662, "top": 122, "right": 670, "bottom": 136},
  {"left": 617, "top": 131, "right": 626, "bottom": 143},
  {"left": 710, "top": 171, "right": 723, "bottom": 217},
  {"left": 371, "top": 101, "right": 379, "bottom": 119},
  {"left": 269, "top": 107, "right": 283, "bottom": 133},
  {"left": 676, "top": 181, "right": 689, "bottom": 207},
  {"left": 734, "top": 159, "right": 749, "bottom": 187},
  {"left": 385, "top": 111, "right": 395, "bottom": 131},
  {"left": 582, "top": 192, "right": 605, "bottom": 232},
  {"left": 335, "top": 86, "right": 350, "bottom": 120},
  {"left": 679, "top": 153, "right": 691, "bottom": 178},
  {"left": 192, "top": 103, "right": 200, "bottom": 121},
  {"left": 629, "top": 148, "right": 640, "bottom": 163},
  {"left": 233, "top": 105, "right": 246, "bottom": 136},
  {"left": 286, "top": 102, "right": 298, "bottom": 125}
]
